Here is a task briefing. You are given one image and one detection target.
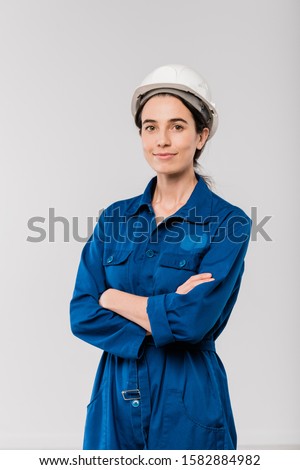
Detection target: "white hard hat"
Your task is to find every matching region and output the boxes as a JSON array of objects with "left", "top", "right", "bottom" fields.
[{"left": 131, "top": 64, "right": 218, "bottom": 139}]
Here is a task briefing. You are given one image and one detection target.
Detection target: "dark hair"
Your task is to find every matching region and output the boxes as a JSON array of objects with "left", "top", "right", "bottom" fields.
[{"left": 135, "top": 92, "right": 214, "bottom": 188}]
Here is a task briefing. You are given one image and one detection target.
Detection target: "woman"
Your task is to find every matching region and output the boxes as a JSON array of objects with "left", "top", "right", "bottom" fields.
[{"left": 70, "top": 64, "right": 251, "bottom": 450}]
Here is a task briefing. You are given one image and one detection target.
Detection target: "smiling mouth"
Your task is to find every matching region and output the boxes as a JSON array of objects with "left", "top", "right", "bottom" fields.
[{"left": 153, "top": 153, "right": 177, "bottom": 158}]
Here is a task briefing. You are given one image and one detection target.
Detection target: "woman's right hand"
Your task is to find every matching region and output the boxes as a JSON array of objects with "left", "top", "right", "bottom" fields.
[{"left": 175, "top": 273, "right": 215, "bottom": 295}]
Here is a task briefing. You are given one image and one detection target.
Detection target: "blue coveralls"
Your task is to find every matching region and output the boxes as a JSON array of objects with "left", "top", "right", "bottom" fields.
[{"left": 70, "top": 172, "right": 251, "bottom": 450}]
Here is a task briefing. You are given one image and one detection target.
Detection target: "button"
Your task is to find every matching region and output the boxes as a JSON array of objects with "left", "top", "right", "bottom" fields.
[
  {"left": 107, "top": 255, "right": 114, "bottom": 263},
  {"left": 131, "top": 400, "right": 140, "bottom": 407},
  {"left": 179, "top": 259, "right": 186, "bottom": 267},
  {"left": 146, "top": 249, "right": 154, "bottom": 258}
]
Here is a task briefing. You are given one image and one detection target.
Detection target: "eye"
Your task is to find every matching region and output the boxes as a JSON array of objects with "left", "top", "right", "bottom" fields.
[
  {"left": 172, "top": 124, "right": 184, "bottom": 131},
  {"left": 144, "top": 125, "right": 156, "bottom": 132}
]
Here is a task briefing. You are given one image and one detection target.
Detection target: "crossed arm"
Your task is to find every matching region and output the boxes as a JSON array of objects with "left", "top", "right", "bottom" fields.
[
  {"left": 71, "top": 209, "right": 251, "bottom": 356},
  {"left": 99, "top": 273, "right": 215, "bottom": 334}
]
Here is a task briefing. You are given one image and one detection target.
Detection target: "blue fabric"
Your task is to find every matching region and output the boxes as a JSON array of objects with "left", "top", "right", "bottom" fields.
[{"left": 70, "top": 172, "right": 251, "bottom": 450}]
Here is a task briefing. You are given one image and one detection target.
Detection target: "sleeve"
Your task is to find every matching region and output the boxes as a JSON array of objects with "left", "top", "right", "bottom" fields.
[
  {"left": 146, "top": 212, "right": 252, "bottom": 347},
  {"left": 69, "top": 209, "right": 147, "bottom": 359}
]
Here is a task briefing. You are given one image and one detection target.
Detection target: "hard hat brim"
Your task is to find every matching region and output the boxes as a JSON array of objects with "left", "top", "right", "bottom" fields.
[{"left": 131, "top": 82, "right": 218, "bottom": 139}]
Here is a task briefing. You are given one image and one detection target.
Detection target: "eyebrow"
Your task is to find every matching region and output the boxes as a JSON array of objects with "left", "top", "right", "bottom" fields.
[{"left": 142, "top": 118, "right": 189, "bottom": 125}]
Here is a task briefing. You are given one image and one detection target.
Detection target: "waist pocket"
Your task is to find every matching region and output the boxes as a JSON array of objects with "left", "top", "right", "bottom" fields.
[{"left": 158, "top": 389, "right": 225, "bottom": 450}]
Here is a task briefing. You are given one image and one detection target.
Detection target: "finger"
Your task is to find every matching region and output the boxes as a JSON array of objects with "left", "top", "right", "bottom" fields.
[
  {"left": 190, "top": 273, "right": 213, "bottom": 279},
  {"left": 181, "top": 275, "right": 214, "bottom": 289},
  {"left": 188, "top": 277, "right": 215, "bottom": 287},
  {"left": 176, "top": 277, "right": 215, "bottom": 294},
  {"left": 196, "top": 277, "right": 215, "bottom": 283}
]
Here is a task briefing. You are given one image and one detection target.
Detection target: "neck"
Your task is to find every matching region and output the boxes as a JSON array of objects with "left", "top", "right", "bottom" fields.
[{"left": 152, "top": 170, "right": 198, "bottom": 210}]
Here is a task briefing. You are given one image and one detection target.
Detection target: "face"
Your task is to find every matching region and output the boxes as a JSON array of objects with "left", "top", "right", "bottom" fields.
[{"left": 140, "top": 94, "right": 209, "bottom": 176}]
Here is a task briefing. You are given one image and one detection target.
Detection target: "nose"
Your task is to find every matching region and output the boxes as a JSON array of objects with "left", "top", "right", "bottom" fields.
[{"left": 156, "top": 128, "right": 171, "bottom": 147}]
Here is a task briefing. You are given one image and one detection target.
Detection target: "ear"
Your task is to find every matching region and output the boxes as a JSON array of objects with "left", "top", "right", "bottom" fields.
[{"left": 196, "top": 128, "right": 210, "bottom": 150}]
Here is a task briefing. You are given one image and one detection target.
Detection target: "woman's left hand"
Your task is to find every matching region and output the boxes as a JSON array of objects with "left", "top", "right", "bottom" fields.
[{"left": 176, "top": 273, "right": 215, "bottom": 295}]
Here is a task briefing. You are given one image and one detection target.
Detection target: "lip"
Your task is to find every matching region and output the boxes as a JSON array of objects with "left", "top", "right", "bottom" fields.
[{"left": 153, "top": 153, "right": 177, "bottom": 159}]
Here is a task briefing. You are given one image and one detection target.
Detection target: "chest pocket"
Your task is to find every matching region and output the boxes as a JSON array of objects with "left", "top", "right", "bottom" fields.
[
  {"left": 102, "top": 248, "right": 133, "bottom": 290},
  {"left": 154, "top": 251, "right": 203, "bottom": 294}
]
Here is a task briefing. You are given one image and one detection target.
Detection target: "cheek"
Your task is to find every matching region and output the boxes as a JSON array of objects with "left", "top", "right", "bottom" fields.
[
  {"left": 141, "top": 134, "right": 153, "bottom": 152},
  {"left": 175, "top": 135, "right": 197, "bottom": 151}
]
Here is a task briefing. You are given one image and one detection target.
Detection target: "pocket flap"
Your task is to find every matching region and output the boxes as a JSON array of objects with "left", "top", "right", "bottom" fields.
[
  {"left": 103, "top": 249, "right": 132, "bottom": 266},
  {"left": 159, "top": 252, "right": 200, "bottom": 271}
]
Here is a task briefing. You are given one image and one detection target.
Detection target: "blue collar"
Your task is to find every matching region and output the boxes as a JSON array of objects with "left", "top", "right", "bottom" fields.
[{"left": 126, "top": 172, "right": 213, "bottom": 223}]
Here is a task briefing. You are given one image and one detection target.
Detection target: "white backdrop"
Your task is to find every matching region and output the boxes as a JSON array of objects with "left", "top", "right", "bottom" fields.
[{"left": 0, "top": 0, "right": 299, "bottom": 449}]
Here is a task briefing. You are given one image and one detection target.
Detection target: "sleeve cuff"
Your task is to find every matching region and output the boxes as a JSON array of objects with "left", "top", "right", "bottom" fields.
[
  {"left": 146, "top": 294, "right": 174, "bottom": 348},
  {"left": 107, "top": 320, "right": 147, "bottom": 359}
]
